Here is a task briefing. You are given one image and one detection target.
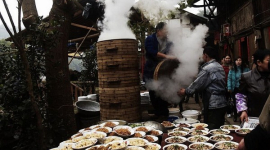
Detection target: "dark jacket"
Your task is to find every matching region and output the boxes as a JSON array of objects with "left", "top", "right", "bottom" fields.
[
  {"left": 236, "top": 67, "right": 270, "bottom": 117},
  {"left": 143, "top": 33, "right": 172, "bottom": 81}
]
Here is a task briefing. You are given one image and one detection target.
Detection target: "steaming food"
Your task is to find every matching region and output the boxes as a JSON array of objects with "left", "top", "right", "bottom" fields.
[
  {"left": 145, "top": 135, "right": 155, "bottom": 142},
  {"left": 210, "top": 129, "right": 229, "bottom": 135},
  {"left": 188, "top": 136, "right": 209, "bottom": 143},
  {"left": 161, "top": 121, "right": 174, "bottom": 127},
  {"left": 173, "top": 127, "right": 190, "bottom": 132},
  {"left": 189, "top": 143, "right": 213, "bottom": 150},
  {"left": 150, "top": 130, "right": 162, "bottom": 136},
  {"left": 189, "top": 130, "right": 208, "bottom": 136},
  {"left": 145, "top": 144, "right": 161, "bottom": 150},
  {"left": 168, "top": 131, "right": 188, "bottom": 136},
  {"left": 165, "top": 145, "right": 186, "bottom": 150},
  {"left": 127, "top": 138, "right": 148, "bottom": 146},
  {"left": 88, "top": 144, "right": 112, "bottom": 150},
  {"left": 135, "top": 127, "right": 149, "bottom": 132},
  {"left": 73, "top": 138, "right": 97, "bottom": 149},
  {"left": 215, "top": 142, "right": 238, "bottom": 149},
  {"left": 110, "top": 141, "right": 128, "bottom": 150},
  {"left": 115, "top": 128, "right": 131, "bottom": 136},
  {"left": 103, "top": 136, "right": 123, "bottom": 144},
  {"left": 210, "top": 135, "right": 232, "bottom": 142},
  {"left": 104, "top": 122, "right": 117, "bottom": 128},
  {"left": 165, "top": 136, "right": 186, "bottom": 143}
]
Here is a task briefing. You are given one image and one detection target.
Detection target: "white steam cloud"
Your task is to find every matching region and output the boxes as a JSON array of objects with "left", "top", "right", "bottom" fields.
[
  {"left": 98, "top": 0, "right": 136, "bottom": 41},
  {"left": 146, "top": 18, "right": 208, "bottom": 104}
]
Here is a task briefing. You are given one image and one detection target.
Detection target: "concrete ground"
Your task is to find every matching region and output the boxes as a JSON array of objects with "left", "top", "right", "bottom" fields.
[{"left": 141, "top": 96, "right": 240, "bottom": 126}]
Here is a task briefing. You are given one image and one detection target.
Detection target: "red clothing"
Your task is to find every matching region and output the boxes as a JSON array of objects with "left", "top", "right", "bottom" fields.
[{"left": 222, "top": 65, "right": 230, "bottom": 85}]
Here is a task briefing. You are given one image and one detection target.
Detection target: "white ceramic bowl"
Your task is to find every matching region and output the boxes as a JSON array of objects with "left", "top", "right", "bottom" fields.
[
  {"left": 181, "top": 110, "right": 200, "bottom": 119},
  {"left": 173, "top": 127, "right": 190, "bottom": 133},
  {"left": 190, "top": 128, "right": 209, "bottom": 132},
  {"left": 100, "top": 136, "right": 123, "bottom": 144},
  {"left": 126, "top": 146, "right": 145, "bottom": 150},
  {"left": 71, "top": 132, "right": 84, "bottom": 139},
  {"left": 168, "top": 131, "right": 188, "bottom": 137},
  {"left": 149, "top": 129, "right": 163, "bottom": 136},
  {"left": 163, "top": 143, "right": 187, "bottom": 150},
  {"left": 220, "top": 125, "right": 240, "bottom": 132},
  {"left": 113, "top": 126, "right": 135, "bottom": 137},
  {"left": 189, "top": 130, "right": 208, "bottom": 136},
  {"left": 235, "top": 128, "right": 253, "bottom": 136},
  {"left": 191, "top": 123, "right": 208, "bottom": 128},
  {"left": 214, "top": 141, "right": 239, "bottom": 150},
  {"left": 109, "top": 140, "right": 129, "bottom": 150},
  {"left": 187, "top": 135, "right": 210, "bottom": 143},
  {"left": 133, "top": 126, "right": 153, "bottom": 133},
  {"left": 189, "top": 142, "right": 214, "bottom": 150},
  {"left": 127, "top": 138, "right": 149, "bottom": 147},
  {"left": 92, "top": 127, "right": 112, "bottom": 134},
  {"left": 133, "top": 131, "right": 146, "bottom": 138},
  {"left": 86, "top": 144, "right": 110, "bottom": 150},
  {"left": 100, "top": 121, "right": 119, "bottom": 128},
  {"left": 165, "top": 136, "right": 187, "bottom": 144},
  {"left": 209, "top": 129, "right": 230, "bottom": 135},
  {"left": 72, "top": 138, "right": 97, "bottom": 150},
  {"left": 83, "top": 131, "right": 107, "bottom": 139},
  {"left": 144, "top": 135, "right": 158, "bottom": 143},
  {"left": 175, "top": 123, "right": 191, "bottom": 128},
  {"left": 144, "top": 143, "right": 161, "bottom": 150},
  {"left": 210, "top": 134, "right": 233, "bottom": 142}
]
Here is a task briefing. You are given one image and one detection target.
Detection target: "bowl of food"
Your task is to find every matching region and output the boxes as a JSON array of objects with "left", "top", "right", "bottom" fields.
[
  {"left": 149, "top": 129, "right": 163, "bottom": 136},
  {"left": 79, "top": 127, "right": 92, "bottom": 133},
  {"left": 220, "top": 125, "right": 240, "bottom": 132},
  {"left": 161, "top": 121, "right": 175, "bottom": 128},
  {"left": 144, "top": 135, "right": 158, "bottom": 143},
  {"left": 86, "top": 144, "right": 111, "bottom": 150},
  {"left": 187, "top": 135, "right": 210, "bottom": 143},
  {"left": 109, "top": 140, "right": 129, "bottom": 150},
  {"left": 175, "top": 123, "right": 191, "bottom": 128},
  {"left": 181, "top": 110, "right": 200, "bottom": 120},
  {"left": 133, "top": 126, "right": 153, "bottom": 133},
  {"left": 126, "top": 146, "right": 145, "bottom": 150},
  {"left": 235, "top": 128, "right": 253, "bottom": 136},
  {"left": 210, "top": 135, "right": 233, "bottom": 142},
  {"left": 133, "top": 131, "right": 146, "bottom": 138},
  {"left": 165, "top": 136, "right": 187, "bottom": 144},
  {"left": 168, "top": 131, "right": 188, "bottom": 137},
  {"left": 190, "top": 128, "right": 209, "bottom": 132},
  {"left": 173, "top": 127, "right": 190, "bottom": 133},
  {"left": 189, "top": 130, "right": 208, "bottom": 136},
  {"left": 92, "top": 127, "right": 112, "bottom": 134},
  {"left": 100, "top": 136, "right": 123, "bottom": 144},
  {"left": 58, "top": 143, "right": 75, "bottom": 150},
  {"left": 128, "top": 123, "right": 144, "bottom": 128},
  {"left": 214, "top": 141, "right": 239, "bottom": 150},
  {"left": 114, "top": 126, "right": 135, "bottom": 137},
  {"left": 144, "top": 143, "right": 161, "bottom": 150},
  {"left": 72, "top": 136, "right": 86, "bottom": 143},
  {"left": 72, "top": 138, "right": 98, "bottom": 150},
  {"left": 127, "top": 138, "right": 149, "bottom": 147},
  {"left": 89, "top": 124, "right": 102, "bottom": 130},
  {"left": 209, "top": 129, "right": 230, "bottom": 135},
  {"left": 71, "top": 132, "right": 84, "bottom": 139},
  {"left": 191, "top": 123, "right": 208, "bottom": 128},
  {"left": 163, "top": 143, "right": 187, "bottom": 150},
  {"left": 101, "top": 121, "right": 119, "bottom": 128},
  {"left": 189, "top": 142, "right": 214, "bottom": 150},
  {"left": 83, "top": 131, "right": 107, "bottom": 140}
]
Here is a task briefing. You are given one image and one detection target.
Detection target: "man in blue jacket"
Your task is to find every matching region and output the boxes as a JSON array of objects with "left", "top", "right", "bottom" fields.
[{"left": 143, "top": 22, "right": 173, "bottom": 119}]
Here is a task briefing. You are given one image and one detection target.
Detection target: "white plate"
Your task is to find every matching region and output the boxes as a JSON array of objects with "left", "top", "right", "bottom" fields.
[
  {"left": 173, "top": 127, "right": 190, "bottom": 132},
  {"left": 149, "top": 129, "right": 163, "bottom": 136},
  {"left": 191, "top": 123, "right": 208, "bottom": 128},
  {"left": 235, "top": 128, "right": 253, "bottom": 136},
  {"left": 72, "top": 138, "right": 97, "bottom": 150},
  {"left": 190, "top": 128, "right": 209, "bottom": 132},
  {"left": 71, "top": 132, "right": 84, "bottom": 139},
  {"left": 187, "top": 135, "right": 210, "bottom": 143},
  {"left": 163, "top": 143, "right": 188, "bottom": 150},
  {"left": 161, "top": 121, "right": 175, "bottom": 128},
  {"left": 220, "top": 125, "right": 240, "bottom": 132},
  {"left": 109, "top": 140, "right": 129, "bottom": 150},
  {"left": 144, "top": 135, "right": 158, "bottom": 143},
  {"left": 72, "top": 136, "right": 86, "bottom": 143},
  {"left": 165, "top": 136, "right": 187, "bottom": 144},
  {"left": 83, "top": 131, "right": 107, "bottom": 139},
  {"left": 168, "top": 131, "right": 188, "bottom": 137},
  {"left": 209, "top": 129, "right": 230, "bottom": 135},
  {"left": 133, "top": 131, "right": 146, "bottom": 138},
  {"left": 86, "top": 144, "right": 110, "bottom": 150},
  {"left": 127, "top": 138, "right": 149, "bottom": 147},
  {"left": 210, "top": 134, "right": 233, "bottom": 142},
  {"left": 79, "top": 127, "right": 92, "bottom": 133},
  {"left": 100, "top": 136, "right": 123, "bottom": 144},
  {"left": 89, "top": 124, "right": 102, "bottom": 130},
  {"left": 214, "top": 141, "right": 239, "bottom": 150},
  {"left": 58, "top": 143, "right": 75, "bottom": 149},
  {"left": 92, "top": 127, "right": 112, "bottom": 134},
  {"left": 189, "top": 142, "right": 214, "bottom": 150},
  {"left": 189, "top": 130, "right": 208, "bottom": 136},
  {"left": 114, "top": 126, "right": 135, "bottom": 137},
  {"left": 133, "top": 126, "right": 153, "bottom": 133},
  {"left": 145, "top": 143, "right": 161, "bottom": 150},
  {"left": 126, "top": 146, "right": 145, "bottom": 150},
  {"left": 100, "top": 121, "right": 119, "bottom": 128}
]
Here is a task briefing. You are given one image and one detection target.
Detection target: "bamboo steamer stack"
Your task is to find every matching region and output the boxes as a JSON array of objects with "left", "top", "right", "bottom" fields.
[{"left": 97, "top": 39, "right": 141, "bottom": 122}]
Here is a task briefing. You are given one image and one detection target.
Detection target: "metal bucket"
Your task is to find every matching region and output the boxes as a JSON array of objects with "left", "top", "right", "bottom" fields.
[{"left": 75, "top": 100, "right": 100, "bottom": 116}]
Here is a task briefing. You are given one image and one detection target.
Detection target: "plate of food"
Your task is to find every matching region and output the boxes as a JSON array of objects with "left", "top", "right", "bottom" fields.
[
  {"left": 58, "top": 143, "right": 75, "bottom": 150},
  {"left": 214, "top": 141, "right": 239, "bottom": 150},
  {"left": 235, "top": 128, "right": 253, "bottom": 136},
  {"left": 128, "top": 123, "right": 144, "bottom": 128},
  {"left": 72, "top": 138, "right": 97, "bottom": 150},
  {"left": 83, "top": 131, "right": 107, "bottom": 139},
  {"left": 220, "top": 125, "right": 240, "bottom": 132},
  {"left": 101, "top": 121, "right": 119, "bottom": 128},
  {"left": 189, "top": 130, "right": 208, "bottom": 136},
  {"left": 92, "top": 127, "right": 112, "bottom": 134},
  {"left": 126, "top": 146, "right": 145, "bottom": 150},
  {"left": 127, "top": 138, "right": 149, "bottom": 147},
  {"left": 161, "top": 121, "right": 175, "bottom": 128},
  {"left": 168, "top": 131, "right": 188, "bottom": 137},
  {"left": 133, "top": 126, "right": 152, "bottom": 133},
  {"left": 133, "top": 131, "right": 146, "bottom": 138},
  {"left": 79, "top": 127, "right": 92, "bottom": 133},
  {"left": 108, "top": 131, "right": 118, "bottom": 136},
  {"left": 190, "top": 127, "right": 209, "bottom": 132},
  {"left": 191, "top": 123, "right": 208, "bottom": 128},
  {"left": 86, "top": 144, "right": 111, "bottom": 150},
  {"left": 173, "top": 127, "right": 190, "bottom": 133},
  {"left": 149, "top": 129, "right": 163, "bottom": 136},
  {"left": 209, "top": 129, "right": 230, "bottom": 135},
  {"left": 144, "top": 135, "right": 158, "bottom": 143},
  {"left": 189, "top": 142, "right": 214, "bottom": 150},
  {"left": 210, "top": 135, "right": 233, "bottom": 142},
  {"left": 89, "top": 124, "right": 102, "bottom": 130},
  {"left": 100, "top": 136, "right": 123, "bottom": 144},
  {"left": 165, "top": 136, "right": 187, "bottom": 144},
  {"left": 109, "top": 140, "right": 129, "bottom": 150},
  {"left": 113, "top": 126, "right": 135, "bottom": 137},
  {"left": 187, "top": 135, "right": 210, "bottom": 143},
  {"left": 144, "top": 143, "right": 161, "bottom": 150},
  {"left": 72, "top": 136, "right": 86, "bottom": 143},
  {"left": 71, "top": 132, "right": 84, "bottom": 139},
  {"left": 175, "top": 123, "right": 191, "bottom": 128},
  {"left": 163, "top": 143, "right": 187, "bottom": 150}
]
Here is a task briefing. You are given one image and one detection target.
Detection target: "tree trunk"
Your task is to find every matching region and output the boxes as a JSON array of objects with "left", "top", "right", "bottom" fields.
[{"left": 21, "top": 0, "right": 38, "bottom": 28}]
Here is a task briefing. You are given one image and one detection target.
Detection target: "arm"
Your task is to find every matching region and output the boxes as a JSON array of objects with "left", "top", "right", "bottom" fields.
[
  {"left": 227, "top": 70, "right": 232, "bottom": 91},
  {"left": 236, "top": 74, "right": 249, "bottom": 122},
  {"left": 185, "top": 70, "right": 211, "bottom": 95}
]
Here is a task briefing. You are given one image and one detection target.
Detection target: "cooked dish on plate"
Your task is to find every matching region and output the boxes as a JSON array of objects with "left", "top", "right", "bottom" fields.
[
  {"left": 168, "top": 131, "right": 188, "bottom": 137},
  {"left": 187, "top": 135, "right": 209, "bottom": 143},
  {"left": 84, "top": 131, "right": 106, "bottom": 139},
  {"left": 102, "top": 136, "right": 123, "bottom": 144},
  {"left": 145, "top": 143, "right": 161, "bottom": 150},
  {"left": 110, "top": 141, "right": 129, "bottom": 150},
  {"left": 145, "top": 135, "right": 158, "bottom": 143},
  {"left": 134, "top": 126, "right": 150, "bottom": 132},
  {"left": 189, "top": 142, "right": 214, "bottom": 150},
  {"left": 189, "top": 130, "right": 208, "bottom": 136},
  {"left": 127, "top": 138, "right": 148, "bottom": 147},
  {"left": 210, "top": 135, "right": 232, "bottom": 142},
  {"left": 95, "top": 127, "right": 111, "bottom": 133},
  {"left": 161, "top": 121, "right": 175, "bottom": 128},
  {"left": 72, "top": 138, "right": 97, "bottom": 149},
  {"left": 220, "top": 125, "right": 240, "bottom": 130},
  {"left": 191, "top": 123, "right": 208, "bottom": 128},
  {"left": 164, "top": 144, "right": 187, "bottom": 150},
  {"left": 103, "top": 122, "right": 118, "bottom": 128},
  {"left": 87, "top": 144, "right": 111, "bottom": 150},
  {"left": 72, "top": 136, "right": 85, "bottom": 143},
  {"left": 236, "top": 128, "right": 252, "bottom": 134},
  {"left": 150, "top": 130, "right": 163, "bottom": 136},
  {"left": 176, "top": 123, "right": 191, "bottom": 128},
  {"left": 165, "top": 136, "right": 186, "bottom": 144},
  {"left": 126, "top": 146, "right": 145, "bottom": 150},
  {"left": 215, "top": 141, "right": 239, "bottom": 150},
  {"left": 115, "top": 128, "right": 131, "bottom": 136},
  {"left": 173, "top": 127, "right": 190, "bottom": 132},
  {"left": 209, "top": 129, "right": 230, "bottom": 135}
]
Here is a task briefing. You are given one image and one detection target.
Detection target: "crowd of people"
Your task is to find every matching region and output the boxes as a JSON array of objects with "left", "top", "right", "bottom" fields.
[{"left": 143, "top": 22, "right": 270, "bottom": 150}]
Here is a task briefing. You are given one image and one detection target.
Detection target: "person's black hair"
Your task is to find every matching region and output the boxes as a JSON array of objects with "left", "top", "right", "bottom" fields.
[
  {"left": 233, "top": 57, "right": 246, "bottom": 73},
  {"left": 203, "top": 46, "right": 219, "bottom": 60},
  {"left": 253, "top": 49, "right": 270, "bottom": 66},
  {"left": 155, "top": 22, "right": 167, "bottom": 33}
]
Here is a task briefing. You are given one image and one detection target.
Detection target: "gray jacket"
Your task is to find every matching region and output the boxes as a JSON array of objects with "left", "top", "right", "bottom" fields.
[{"left": 185, "top": 59, "right": 227, "bottom": 109}]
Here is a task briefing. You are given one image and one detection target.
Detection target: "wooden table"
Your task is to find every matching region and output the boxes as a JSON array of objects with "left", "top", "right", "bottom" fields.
[{"left": 161, "top": 132, "right": 244, "bottom": 150}]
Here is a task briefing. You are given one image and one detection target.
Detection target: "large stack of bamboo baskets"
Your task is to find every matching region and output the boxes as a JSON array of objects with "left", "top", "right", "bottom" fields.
[{"left": 96, "top": 39, "right": 141, "bottom": 122}]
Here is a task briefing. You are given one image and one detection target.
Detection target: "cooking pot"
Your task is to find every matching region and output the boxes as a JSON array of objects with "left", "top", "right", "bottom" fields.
[{"left": 75, "top": 100, "right": 100, "bottom": 116}]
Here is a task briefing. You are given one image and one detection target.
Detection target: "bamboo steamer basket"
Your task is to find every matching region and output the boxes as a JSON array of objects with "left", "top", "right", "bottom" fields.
[
  {"left": 98, "top": 58, "right": 138, "bottom": 70},
  {"left": 153, "top": 59, "right": 180, "bottom": 80}
]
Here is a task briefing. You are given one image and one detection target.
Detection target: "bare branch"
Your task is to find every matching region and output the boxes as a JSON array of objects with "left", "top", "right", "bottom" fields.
[
  {"left": 3, "top": 0, "right": 17, "bottom": 34},
  {"left": 18, "top": 0, "right": 23, "bottom": 38}
]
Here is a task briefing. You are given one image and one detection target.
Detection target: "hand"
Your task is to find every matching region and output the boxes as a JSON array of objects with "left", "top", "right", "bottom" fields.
[
  {"left": 240, "top": 111, "right": 248, "bottom": 122},
  {"left": 177, "top": 88, "right": 186, "bottom": 96},
  {"left": 166, "top": 55, "right": 177, "bottom": 60},
  {"left": 237, "top": 139, "right": 246, "bottom": 150}
]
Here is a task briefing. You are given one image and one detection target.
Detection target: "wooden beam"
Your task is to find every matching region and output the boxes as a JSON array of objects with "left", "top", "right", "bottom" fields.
[
  {"left": 71, "top": 23, "right": 98, "bottom": 31},
  {"left": 68, "top": 33, "right": 100, "bottom": 43}
]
